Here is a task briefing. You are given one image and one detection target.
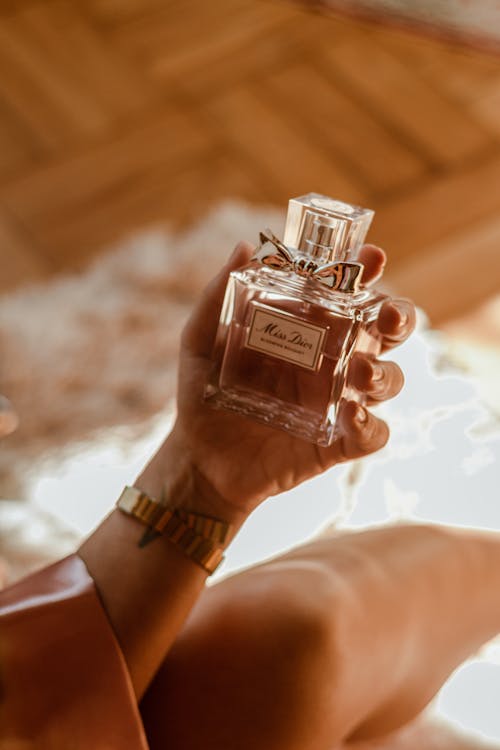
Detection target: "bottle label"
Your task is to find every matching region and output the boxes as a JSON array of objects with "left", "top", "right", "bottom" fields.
[{"left": 246, "top": 304, "right": 326, "bottom": 371}]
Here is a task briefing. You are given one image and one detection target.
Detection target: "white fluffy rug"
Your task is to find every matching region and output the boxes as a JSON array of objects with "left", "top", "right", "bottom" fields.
[{"left": 0, "top": 202, "right": 284, "bottom": 498}]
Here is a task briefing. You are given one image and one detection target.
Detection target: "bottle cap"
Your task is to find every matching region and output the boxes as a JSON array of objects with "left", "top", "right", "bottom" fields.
[{"left": 283, "top": 194, "right": 374, "bottom": 263}]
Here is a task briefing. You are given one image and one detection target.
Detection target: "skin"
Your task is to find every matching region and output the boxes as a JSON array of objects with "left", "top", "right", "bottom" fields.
[
  {"left": 165, "top": 242, "right": 413, "bottom": 516},
  {"left": 142, "top": 524, "right": 500, "bottom": 750},
  {"left": 5, "top": 243, "right": 497, "bottom": 748},
  {"left": 0, "top": 395, "right": 19, "bottom": 438},
  {"left": 79, "top": 240, "right": 416, "bottom": 699}
]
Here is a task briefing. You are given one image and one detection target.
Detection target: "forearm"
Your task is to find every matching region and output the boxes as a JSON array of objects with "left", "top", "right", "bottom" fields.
[{"left": 78, "top": 432, "right": 247, "bottom": 700}]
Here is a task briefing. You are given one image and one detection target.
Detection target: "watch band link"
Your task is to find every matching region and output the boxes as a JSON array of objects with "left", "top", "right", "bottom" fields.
[{"left": 116, "top": 486, "right": 229, "bottom": 575}]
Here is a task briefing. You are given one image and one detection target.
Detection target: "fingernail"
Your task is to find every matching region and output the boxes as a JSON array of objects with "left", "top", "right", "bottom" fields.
[
  {"left": 388, "top": 302, "right": 409, "bottom": 328},
  {"left": 354, "top": 404, "right": 368, "bottom": 425},
  {"left": 371, "top": 363, "right": 384, "bottom": 382},
  {"left": 397, "top": 311, "right": 408, "bottom": 328},
  {"left": 373, "top": 245, "right": 387, "bottom": 267}
]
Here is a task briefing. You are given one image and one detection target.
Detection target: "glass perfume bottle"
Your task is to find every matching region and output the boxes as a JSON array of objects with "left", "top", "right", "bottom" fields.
[{"left": 205, "top": 193, "right": 387, "bottom": 446}]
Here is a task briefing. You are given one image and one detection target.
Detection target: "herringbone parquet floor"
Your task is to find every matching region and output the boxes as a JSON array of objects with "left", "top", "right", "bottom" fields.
[{"left": 1, "top": 0, "right": 500, "bottom": 325}]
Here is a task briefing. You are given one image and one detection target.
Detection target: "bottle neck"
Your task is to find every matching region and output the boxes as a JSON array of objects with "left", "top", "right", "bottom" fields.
[{"left": 253, "top": 229, "right": 363, "bottom": 293}]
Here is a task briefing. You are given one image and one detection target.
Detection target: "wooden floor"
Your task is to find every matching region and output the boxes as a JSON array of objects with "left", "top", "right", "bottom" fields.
[{"left": 1, "top": 0, "right": 500, "bottom": 324}]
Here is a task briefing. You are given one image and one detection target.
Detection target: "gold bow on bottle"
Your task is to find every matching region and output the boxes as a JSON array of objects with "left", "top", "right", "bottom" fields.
[{"left": 251, "top": 229, "right": 363, "bottom": 293}]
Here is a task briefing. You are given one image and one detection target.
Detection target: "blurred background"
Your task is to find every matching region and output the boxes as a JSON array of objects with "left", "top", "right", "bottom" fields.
[
  {"left": 1, "top": 0, "right": 499, "bottom": 395},
  {"left": 0, "top": 0, "right": 499, "bottom": 743},
  {"left": 1, "top": 0, "right": 499, "bottom": 323}
]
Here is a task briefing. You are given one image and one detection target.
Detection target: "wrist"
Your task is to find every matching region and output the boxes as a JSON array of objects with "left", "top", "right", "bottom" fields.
[{"left": 134, "top": 430, "right": 248, "bottom": 539}]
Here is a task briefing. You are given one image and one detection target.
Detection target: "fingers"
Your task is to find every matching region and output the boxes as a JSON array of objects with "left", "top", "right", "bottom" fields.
[
  {"left": 356, "top": 246, "right": 416, "bottom": 352},
  {"left": 377, "top": 298, "right": 416, "bottom": 353},
  {"left": 181, "top": 241, "right": 254, "bottom": 357},
  {"left": 358, "top": 244, "right": 386, "bottom": 286},
  {"left": 339, "top": 400, "right": 389, "bottom": 460},
  {"left": 349, "top": 354, "right": 404, "bottom": 404},
  {"left": 320, "top": 400, "right": 389, "bottom": 465}
]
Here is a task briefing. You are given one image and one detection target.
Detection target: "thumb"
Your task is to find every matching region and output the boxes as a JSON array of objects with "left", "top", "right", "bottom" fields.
[{"left": 181, "top": 241, "right": 254, "bottom": 357}]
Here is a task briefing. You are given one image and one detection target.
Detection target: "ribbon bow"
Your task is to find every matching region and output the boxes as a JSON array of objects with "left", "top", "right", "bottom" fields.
[{"left": 252, "top": 229, "right": 362, "bottom": 293}]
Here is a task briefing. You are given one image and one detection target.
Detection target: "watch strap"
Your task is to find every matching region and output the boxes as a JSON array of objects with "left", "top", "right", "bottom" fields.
[{"left": 116, "top": 486, "right": 228, "bottom": 575}]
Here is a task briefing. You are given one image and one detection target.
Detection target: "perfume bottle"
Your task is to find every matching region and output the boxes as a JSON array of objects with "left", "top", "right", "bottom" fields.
[{"left": 205, "top": 194, "right": 387, "bottom": 446}]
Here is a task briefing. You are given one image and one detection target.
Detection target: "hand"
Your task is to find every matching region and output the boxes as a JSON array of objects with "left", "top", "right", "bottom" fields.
[
  {"left": 157, "top": 241, "right": 415, "bottom": 525},
  {"left": 84, "top": 242, "right": 418, "bottom": 701}
]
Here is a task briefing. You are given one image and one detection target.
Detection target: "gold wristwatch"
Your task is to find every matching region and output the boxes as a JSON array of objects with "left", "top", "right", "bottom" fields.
[{"left": 116, "top": 486, "right": 231, "bottom": 575}]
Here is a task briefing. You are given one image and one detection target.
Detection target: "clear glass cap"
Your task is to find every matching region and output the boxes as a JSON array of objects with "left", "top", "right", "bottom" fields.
[{"left": 283, "top": 193, "right": 375, "bottom": 263}]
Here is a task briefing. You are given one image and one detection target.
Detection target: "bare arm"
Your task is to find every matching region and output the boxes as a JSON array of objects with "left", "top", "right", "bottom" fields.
[{"left": 79, "top": 241, "right": 414, "bottom": 700}]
